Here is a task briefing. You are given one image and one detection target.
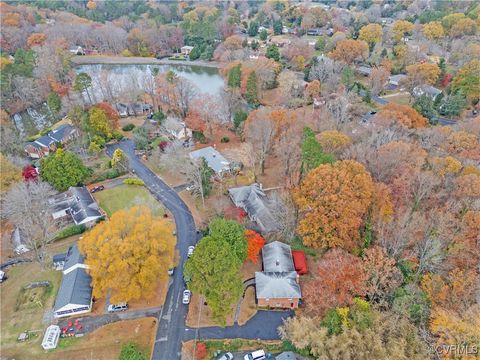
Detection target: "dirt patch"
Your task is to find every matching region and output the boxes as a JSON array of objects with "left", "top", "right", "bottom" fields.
[
  {"left": 238, "top": 287, "right": 257, "bottom": 326},
  {"left": 186, "top": 293, "right": 235, "bottom": 328},
  {"left": 15, "top": 285, "right": 52, "bottom": 312},
  {"left": 240, "top": 260, "right": 261, "bottom": 281},
  {"left": 1, "top": 220, "right": 15, "bottom": 262}
]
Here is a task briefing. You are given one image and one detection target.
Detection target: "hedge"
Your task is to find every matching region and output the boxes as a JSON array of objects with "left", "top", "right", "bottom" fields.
[
  {"left": 54, "top": 224, "right": 86, "bottom": 241},
  {"left": 123, "top": 178, "right": 145, "bottom": 186},
  {"left": 122, "top": 123, "right": 135, "bottom": 131}
]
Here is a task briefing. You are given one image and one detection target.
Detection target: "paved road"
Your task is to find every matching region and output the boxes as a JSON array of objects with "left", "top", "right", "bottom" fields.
[
  {"left": 359, "top": 90, "right": 457, "bottom": 126},
  {"left": 184, "top": 310, "right": 293, "bottom": 341},
  {"left": 107, "top": 140, "right": 198, "bottom": 360}
]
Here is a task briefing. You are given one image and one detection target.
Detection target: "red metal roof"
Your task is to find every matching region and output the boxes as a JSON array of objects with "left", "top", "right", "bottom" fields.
[{"left": 292, "top": 250, "right": 308, "bottom": 275}]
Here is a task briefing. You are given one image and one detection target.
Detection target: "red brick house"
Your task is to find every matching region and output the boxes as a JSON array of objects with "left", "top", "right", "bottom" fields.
[
  {"left": 255, "top": 241, "right": 302, "bottom": 309},
  {"left": 24, "top": 124, "right": 79, "bottom": 159}
]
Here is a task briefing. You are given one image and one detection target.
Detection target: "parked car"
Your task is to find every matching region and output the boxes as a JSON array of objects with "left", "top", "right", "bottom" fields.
[
  {"left": 218, "top": 352, "right": 234, "bottom": 360},
  {"left": 0, "top": 270, "right": 6, "bottom": 283},
  {"left": 107, "top": 303, "right": 128, "bottom": 312},
  {"left": 182, "top": 290, "right": 191, "bottom": 304},
  {"left": 187, "top": 246, "right": 195, "bottom": 257},
  {"left": 168, "top": 267, "right": 175, "bottom": 276},
  {"left": 244, "top": 350, "right": 266, "bottom": 360},
  {"left": 90, "top": 185, "right": 105, "bottom": 193}
]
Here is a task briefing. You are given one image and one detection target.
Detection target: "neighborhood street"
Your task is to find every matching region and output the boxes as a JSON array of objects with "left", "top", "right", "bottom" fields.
[{"left": 107, "top": 139, "right": 198, "bottom": 360}]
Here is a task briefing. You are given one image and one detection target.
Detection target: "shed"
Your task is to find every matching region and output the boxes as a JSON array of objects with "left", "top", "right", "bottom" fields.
[
  {"left": 41, "top": 325, "right": 60, "bottom": 350},
  {"left": 292, "top": 250, "right": 308, "bottom": 275}
]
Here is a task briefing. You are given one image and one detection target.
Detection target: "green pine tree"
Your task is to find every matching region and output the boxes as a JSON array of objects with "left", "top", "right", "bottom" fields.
[
  {"left": 246, "top": 71, "right": 258, "bottom": 105},
  {"left": 227, "top": 64, "right": 241, "bottom": 88}
]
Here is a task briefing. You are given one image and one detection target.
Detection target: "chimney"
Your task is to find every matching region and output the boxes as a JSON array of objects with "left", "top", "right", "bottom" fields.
[{"left": 276, "top": 260, "right": 280, "bottom": 266}]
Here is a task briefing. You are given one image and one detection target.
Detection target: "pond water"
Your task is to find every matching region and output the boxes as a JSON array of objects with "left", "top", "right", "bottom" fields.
[{"left": 75, "top": 63, "right": 224, "bottom": 100}]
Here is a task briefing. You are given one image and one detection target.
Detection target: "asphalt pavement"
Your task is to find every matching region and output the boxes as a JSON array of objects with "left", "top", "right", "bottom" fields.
[{"left": 107, "top": 140, "right": 198, "bottom": 360}]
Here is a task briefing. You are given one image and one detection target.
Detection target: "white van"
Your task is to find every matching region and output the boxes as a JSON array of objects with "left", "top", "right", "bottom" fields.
[{"left": 244, "top": 350, "right": 266, "bottom": 360}]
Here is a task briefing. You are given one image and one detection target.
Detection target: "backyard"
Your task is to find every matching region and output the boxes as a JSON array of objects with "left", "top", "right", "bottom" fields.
[{"left": 93, "top": 183, "right": 165, "bottom": 217}]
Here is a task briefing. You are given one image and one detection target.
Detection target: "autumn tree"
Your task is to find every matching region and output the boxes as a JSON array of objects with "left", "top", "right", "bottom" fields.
[
  {"left": 294, "top": 160, "right": 374, "bottom": 250},
  {"left": 358, "top": 23, "right": 383, "bottom": 51},
  {"left": 303, "top": 248, "right": 367, "bottom": 316},
  {"left": 329, "top": 39, "right": 368, "bottom": 64},
  {"left": 22, "top": 164, "right": 38, "bottom": 182},
  {"left": 406, "top": 63, "right": 440, "bottom": 86},
  {"left": 451, "top": 59, "right": 480, "bottom": 103},
  {"left": 111, "top": 148, "right": 129, "bottom": 173},
  {"left": 303, "top": 80, "right": 321, "bottom": 104},
  {"left": 88, "top": 107, "right": 113, "bottom": 139},
  {"left": 184, "top": 235, "right": 243, "bottom": 325},
  {"left": 316, "top": 130, "right": 352, "bottom": 155},
  {"left": 0, "top": 154, "right": 21, "bottom": 193},
  {"left": 450, "top": 18, "right": 477, "bottom": 38},
  {"left": 40, "top": 149, "right": 91, "bottom": 191},
  {"left": 423, "top": 21, "right": 445, "bottom": 40},
  {"left": 245, "top": 229, "right": 265, "bottom": 263},
  {"left": 94, "top": 102, "right": 119, "bottom": 129},
  {"left": 362, "top": 246, "right": 403, "bottom": 307},
  {"left": 80, "top": 206, "right": 176, "bottom": 303},
  {"left": 27, "top": 33, "right": 47, "bottom": 48},
  {"left": 3, "top": 181, "right": 56, "bottom": 265},
  {"left": 368, "top": 66, "right": 390, "bottom": 96},
  {"left": 377, "top": 103, "right": 428, "bottom": 128},
  {"left": 392, "top": 20, "right": 414, "bottom": 42}
]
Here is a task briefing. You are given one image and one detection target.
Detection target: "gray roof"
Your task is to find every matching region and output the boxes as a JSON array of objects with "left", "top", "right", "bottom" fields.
[
  {"left": 276, "top": 352, "right": 297, "bottom": 360},
  {"left": 255, "top": 271, "right": 301, "bottom": 299},
  {"left": 413, "top": 85, "right": 442, "bottom": 98},
  {"left": 357, "top": 66, "right": 372, "bottom": 75},
  {"left": 189, "top": 146, "right": 230, "bottom": 174},
  {"left": 53, "top": 253, "right": 66, "bottom": 263},
  {"left": 389, "top": 74, "right": 407, "bottom": 84},
  {"left": 63, "top": 243, "right": 85, "bottom": 272},
  {"left": 68, "top": 187, "right": 102, "bottom": 225},
  {"left": 262, "top": 241, "right": 295, "bottom": 273},
  {"left": 48, "top": 124, "right": 76, "bottom": 142},
  {"left": 35, "top": 135, "right": 56, "bottom": 147},
  {"left": 54, "top": 244, "right": 92, "bottom": 310},
  {"left": 228, "top": 184, "right": 278, "bottom": 232}
]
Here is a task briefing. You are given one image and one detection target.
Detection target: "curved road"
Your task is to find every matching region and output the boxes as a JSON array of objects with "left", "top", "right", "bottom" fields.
[{"left": 107, "top": 140, "right": 197, "bottom": 360}]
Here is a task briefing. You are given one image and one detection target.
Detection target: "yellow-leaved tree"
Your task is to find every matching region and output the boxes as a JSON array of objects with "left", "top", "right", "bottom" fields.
[{"left": 79, "top": 206, "right": 176, "bottom": 303}]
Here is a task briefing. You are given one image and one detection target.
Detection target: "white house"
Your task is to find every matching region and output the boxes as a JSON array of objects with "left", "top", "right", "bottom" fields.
[
  {"left": 53, "top": 244, "right": 92, "bottom": 318},
  {"left": 181, "top": 46, "right": 194, "bottom": 56},
  {"left": 41, "top": 325, "right": 61, "bottom": 350},
  {"left": 163, "top": 117, "right": 192, "bottom": 140}
]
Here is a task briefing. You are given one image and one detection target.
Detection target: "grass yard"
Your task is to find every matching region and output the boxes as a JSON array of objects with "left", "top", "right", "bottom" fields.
[
  {"left": 93, "top": 184, "right": 164, "bottom": 217},
  {"left": 0, "top": 262, "right": 63, "bottom": 359},
  {"left": 384, "top": 93, "right": 412, "bottom": 106}
]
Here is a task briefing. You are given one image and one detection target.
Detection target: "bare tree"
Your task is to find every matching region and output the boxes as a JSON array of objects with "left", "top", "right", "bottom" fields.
[
  {"left": 244, "top": 114, "right": 276, "bottom": 175},
  {"left": 269, "top": 190, "right": 298, "bottom": 241},
  {"left": 175, "top": 77, "right": 198, "bottom": 119},
  {"left": 2, "top": 181, "right": 57, "bottom": 265}
]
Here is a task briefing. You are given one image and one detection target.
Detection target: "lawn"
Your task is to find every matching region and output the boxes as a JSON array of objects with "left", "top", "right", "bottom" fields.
[
  {"left": 182, "top": 339, "right": 288, "bottom": 359},
  {"left": 0, "top": 262, "right": 63, "bottom": 359},
  {"left": 93, "top": 184, "right": 164, "bottom": 217}
]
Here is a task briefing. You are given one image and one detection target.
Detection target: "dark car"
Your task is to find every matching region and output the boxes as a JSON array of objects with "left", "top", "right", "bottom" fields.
[{"left": 90, "top": 185, "right": 105, "bottom": 193}]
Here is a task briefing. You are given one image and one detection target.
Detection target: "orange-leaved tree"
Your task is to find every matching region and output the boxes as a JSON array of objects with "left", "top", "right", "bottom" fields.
[
  {"left": 245, "top": 229, "right": 265, "bottom": 263},
  {"left": 94, "top": 102, "right": 120, "bottom": 129},
  {"left": 303, "top": 248, "right": 367, "bottom": 317},
  {"left": 293, "top": 160, "right": 374, "bottom": 251},
  {"left": 27, "top": 33, "right": 47, "bottom": 48},
  {"left": 329, "top": 39, "right": 368, "bottom": 64},
  {"left": 79, "top": 206, "right": 176, "bottom": 303},
  {"left": 377, "top": 103, "right": 428, "bottom": 128}
]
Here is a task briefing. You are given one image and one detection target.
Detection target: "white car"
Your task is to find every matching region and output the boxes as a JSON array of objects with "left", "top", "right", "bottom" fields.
[
  {"left": 182, "top": 290, "right": 191, "bottom": 304},
  {"left": 187, "top": 246, "right": 195, "bottom": 257},
  {"left": 244, "top": 350, "right": 266, "bottom": 360},
  {"left": 218, "top": 353, "right": 234, "bottom": 360},
  {"left": 168, "top": 268, "right": 175, "bottom": 276},
  {"left": 108, "top": 303, "right": 128, "bottom": 313}
]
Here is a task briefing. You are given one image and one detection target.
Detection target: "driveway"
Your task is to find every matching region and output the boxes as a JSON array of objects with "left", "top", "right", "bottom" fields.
[
  {"left": 107, "top": 140, "right": 198, "bottom": 360},
  {"left": 184, "top": 310, "right": 293, "bottom": 341}
]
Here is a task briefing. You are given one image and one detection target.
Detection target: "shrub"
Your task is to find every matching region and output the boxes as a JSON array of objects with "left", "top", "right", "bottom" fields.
[
  {"left": 112, "top": 130, "right": 124, "bottom": 141},
  {"left": 122, "top": 123, "right": 135, "bottom": 131},
  {"left": 54, "top": 224, "right": 86, "bottom": 241},
  {"left": 220, "top": 136, "right": 230, "bottom": 143},
  {"left": 119, "top": 343, "right": 147, "bottom": 360},
  {"left": 123, "top": 178, "right": 145, "bottom": 186},
  {"left": 192, "top": 131, "right": 207, "bottom": 144},
  {"left": 40, "top": 127, "right": 52, "bottom": 136}
]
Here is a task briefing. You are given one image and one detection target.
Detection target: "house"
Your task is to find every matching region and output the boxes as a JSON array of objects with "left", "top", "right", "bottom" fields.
[
  {"left": 357, "top": 65, "right": 373, "bottom": 76},
  {"left": 255, "top": 241, "right": 301, "bottom": 309},
  {"left": 24, "top": 124, "right": 79, "bottom": 158},
  {"left": 163, "top": 117, "right": 192, "bottom": 140},
  {"left": 228, "top": 183, "right": 278, "bottom": 233},
  {"left": 41, "top": 325, "right": 61, "bottom": 350},
  {"left": 413, "top": 85, "right": 442, "bottom": 100},
  {"left": 115, "top": 103, "right": 152, "bottom": 117},
  {"left": 53, "top": 253, "right": 67, "bottom": 271},
  {"left": 388, "top": 74, "right": 407, "bottom": 90},
  {"left": 189, "top": 146, "right": 231, "bottom": 175},
  {"left": 181, "top": 46, "right": 194, "bottom": 56},
  {"left": 53, "top": 244, "right": 93, "bottom": 318},
  {"left": 306, "top": 28, "right": 322, "bottom": 36},
  {"left": 115, "top": 103, "right": 129, "bottom": 117},
  {"left": 69, "top": 45, "right": 85, "bottom": 55},
  {"left": 50, "top": 186, "right": 102, "bottom": 227}
]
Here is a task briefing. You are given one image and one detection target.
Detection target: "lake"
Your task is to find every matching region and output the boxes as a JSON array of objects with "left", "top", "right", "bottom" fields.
[{"left": 75, "top": 63, "right": 225, "bottom": 100}]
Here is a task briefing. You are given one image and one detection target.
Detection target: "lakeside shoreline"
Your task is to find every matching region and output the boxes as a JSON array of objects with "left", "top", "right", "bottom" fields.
[{"left": 71, "top": 55, "right": 222, "bottom": 69}]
